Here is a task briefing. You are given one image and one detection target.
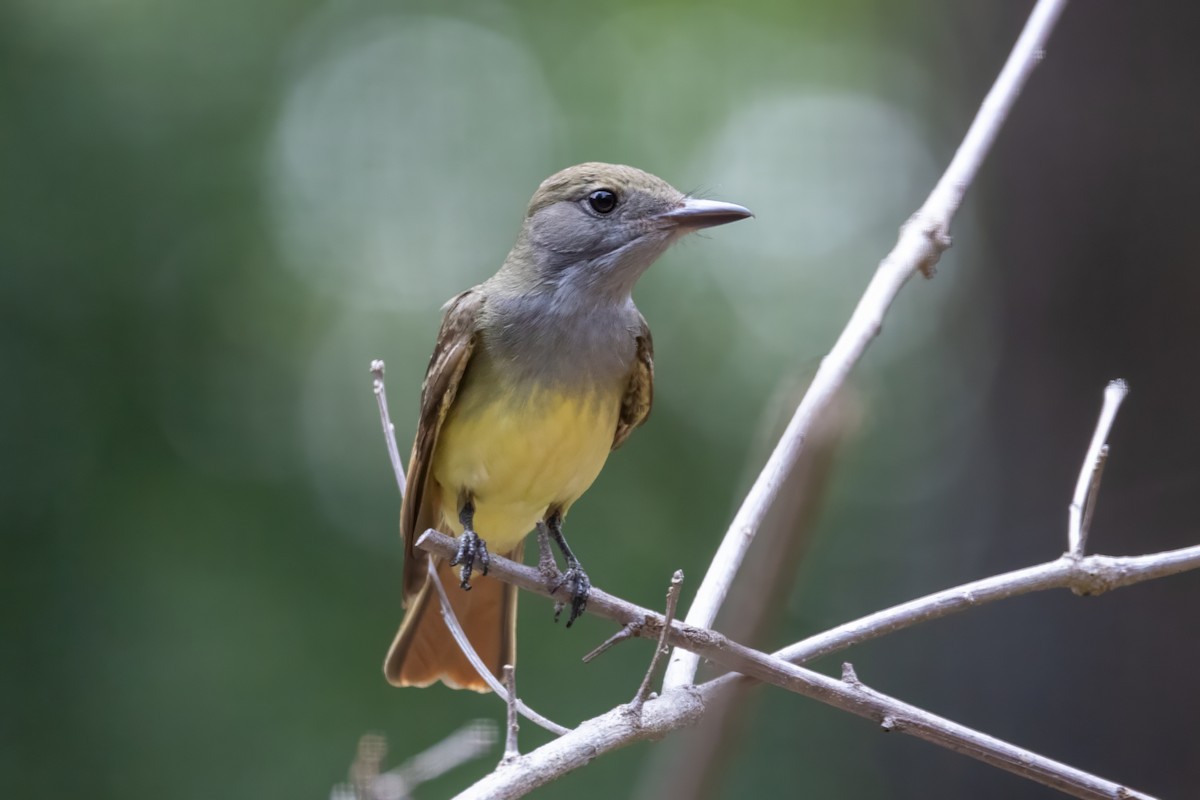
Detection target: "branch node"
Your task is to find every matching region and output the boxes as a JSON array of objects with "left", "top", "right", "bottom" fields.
[
  {"left": 1068, "top": 556, "right": 1123, "bottom": 597},
  {"left": 841, "top": 662, "right": 861, "bottom": 686},
  {"left": 880, "top": 715, "right": 898, "bottom": 733},
  {"left": 921, "top": 218, "right": 953, "bottom": 278}
]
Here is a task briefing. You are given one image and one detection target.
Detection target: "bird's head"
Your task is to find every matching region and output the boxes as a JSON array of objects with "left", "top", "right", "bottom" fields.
[{"left": 500, "top": 162, "right": 751, "bottom": 300}]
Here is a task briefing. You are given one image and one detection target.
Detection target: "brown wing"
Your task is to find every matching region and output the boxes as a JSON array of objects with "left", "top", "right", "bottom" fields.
[
  {"left": 612, "top": 313, "right": 654, "bottom": 450},
  {"left": 400, "top": 288, "right": 485, "bottom": 601}
]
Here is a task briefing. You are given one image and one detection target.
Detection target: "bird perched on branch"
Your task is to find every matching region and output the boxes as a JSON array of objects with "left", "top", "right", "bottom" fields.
[{"left": 384, "top": 162, "right": 751, "bottom": 690}]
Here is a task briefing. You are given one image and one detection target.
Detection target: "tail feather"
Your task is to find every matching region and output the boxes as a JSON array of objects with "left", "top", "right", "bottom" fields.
[{"left": 384, "top": 548, "right": 520, "bottom": 691}]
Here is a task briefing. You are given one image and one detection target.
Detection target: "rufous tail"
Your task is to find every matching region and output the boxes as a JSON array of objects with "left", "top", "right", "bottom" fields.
[{"left": 383, "top": 549, "right": 519, "bottom": 691}]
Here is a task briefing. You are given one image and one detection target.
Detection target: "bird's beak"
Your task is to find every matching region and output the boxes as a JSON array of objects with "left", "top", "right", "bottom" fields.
[{"left": 657, "top": 198, "right": 753, "bottom": 230}]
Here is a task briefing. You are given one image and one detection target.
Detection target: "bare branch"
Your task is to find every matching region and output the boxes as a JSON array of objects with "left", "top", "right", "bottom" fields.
[
  {"left": 370, "top": 360, "right": 407, "bottom": 497},
  {"left": 662, "top": 0, "right": 1074, "bottom": 691},
  {"left": 426, "top": 556, "right": 570, "bottom": 736},
  {"left": 827, "top": 662, "right": 1154, "bottom": 800},
  {"left": 1068, "top": 379, "right": 1130, "bottom": 556},
  {"left": 501, "top": 666, "right": 520, "bottom": 764},
  {"left": 638, "top": 388, "right": 849, "bottom": 799},
  {"left": 630, "top": 570, "right": 683, "bottom": 716},
  {"left": 453, "top": 690, "right": 706, "bottom": 800},
  {"left": 420, "top": 530, "right": 1194, "bottom": 799},
  {"left": 706, "top": 544, "right": 1200, "bottom": 696},
  {"left": 418, "top": 530, "right": 1200, "bottom": 702}
]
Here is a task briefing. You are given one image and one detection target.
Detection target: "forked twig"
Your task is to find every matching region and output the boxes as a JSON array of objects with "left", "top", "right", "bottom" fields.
[{"left": 629, "top": 571, "right": 683, "bottom": 716}]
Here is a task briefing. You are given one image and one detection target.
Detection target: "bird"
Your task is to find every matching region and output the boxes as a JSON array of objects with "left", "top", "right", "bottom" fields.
[{"left": 384, "top": 162, "right": 751, "bottom": 690}]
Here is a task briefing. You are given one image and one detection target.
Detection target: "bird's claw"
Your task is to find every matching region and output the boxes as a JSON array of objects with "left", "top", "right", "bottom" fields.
[
  {"left": 449, "top": 530, "right": 490, "bottom": 589},
  {"left": 552, "top": 566, "right": 591, "bottom": 627}
]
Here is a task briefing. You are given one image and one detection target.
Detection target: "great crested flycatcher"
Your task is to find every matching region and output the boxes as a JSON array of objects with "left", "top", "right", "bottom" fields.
[{"left": 384, "top": 162, "right": 751, "bottom": 690}]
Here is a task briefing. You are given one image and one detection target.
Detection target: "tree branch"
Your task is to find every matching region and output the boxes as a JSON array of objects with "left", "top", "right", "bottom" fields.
[
  {"left": 416, "top": 529, "right": 1200, "bottom": 694},
  {"left": 417, "top": 530, "right": 1194, "bottom": 799},
  {"left": 637, "top": 388, "right": 851, "bottom": 800},
  {"left": 453, "top": 689, "right": 706, "bottom": 800},
  {"left": 704, "top": 543, "right": 1200, "bottom": 696},
  {"left": 662, "top": 0, "right": 1073, "bottom": 691}
]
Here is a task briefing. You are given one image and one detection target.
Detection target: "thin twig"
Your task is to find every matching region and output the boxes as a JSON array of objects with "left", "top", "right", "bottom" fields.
[
  {"left": 501, "top": 666, "right": 520, "bottom": 764},
  {"left": 1079, "top": 446, "right": 1108, "bottom": 547},
  {"left": 662, "top": 0, "right": 1073, "bottom": 692},
  {"left": 1068, "top": 379, "right": 1129, "bottom": 556},
  {"left": 371, "top": 360, "right": 407, "bottom": 497},
  {"left": 426, "top": 556, "right": 570, "bottom": 736},
  {"left": 582, "top": 622, "right": 640, "bottom": 663},
  {"left": 629, "top": 571, "right": 684, "bottom": 716}
]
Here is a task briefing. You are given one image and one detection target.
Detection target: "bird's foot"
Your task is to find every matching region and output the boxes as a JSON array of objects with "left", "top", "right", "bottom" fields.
[
  {"left": 449, "top": 530, "right": 490, "bottom": 589},
  {"left": 552, "top": 564, "right": 591, "bottom": 627}
]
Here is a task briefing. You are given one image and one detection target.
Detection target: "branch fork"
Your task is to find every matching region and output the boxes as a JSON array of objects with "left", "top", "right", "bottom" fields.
[{"left": 628, "top": 570, "right": 684, "bottom": 719}]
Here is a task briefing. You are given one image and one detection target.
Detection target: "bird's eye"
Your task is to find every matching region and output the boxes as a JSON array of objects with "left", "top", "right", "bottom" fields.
[{"left": 587, "top": 189, "right": 618, "bottom": 214}]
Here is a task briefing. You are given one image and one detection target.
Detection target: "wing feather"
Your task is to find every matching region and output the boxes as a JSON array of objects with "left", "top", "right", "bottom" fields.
[
  {"left": 612, "top": 314, "right": 654, "bottom": 450},
  {"left": 400, "top": 288, "right": 485, "bottom": 600}
]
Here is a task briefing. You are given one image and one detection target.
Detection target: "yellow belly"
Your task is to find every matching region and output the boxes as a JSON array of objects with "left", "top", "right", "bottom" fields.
[{"left": 431, "top": 385, "right": 621, "bottom": 553}]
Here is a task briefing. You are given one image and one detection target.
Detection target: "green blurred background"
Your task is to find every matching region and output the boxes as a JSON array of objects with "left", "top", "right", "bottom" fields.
[{"left": 4, "top": 1, "right": 1199, "bottom": 797}]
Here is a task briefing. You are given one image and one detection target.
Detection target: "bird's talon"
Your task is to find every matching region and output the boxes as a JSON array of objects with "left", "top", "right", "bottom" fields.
[
  {"left": 552, "top": 566, "right": 591, "bottom": 628},
  {"left": 450, "top": 530, "right": 489, "bottom": 590}
]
